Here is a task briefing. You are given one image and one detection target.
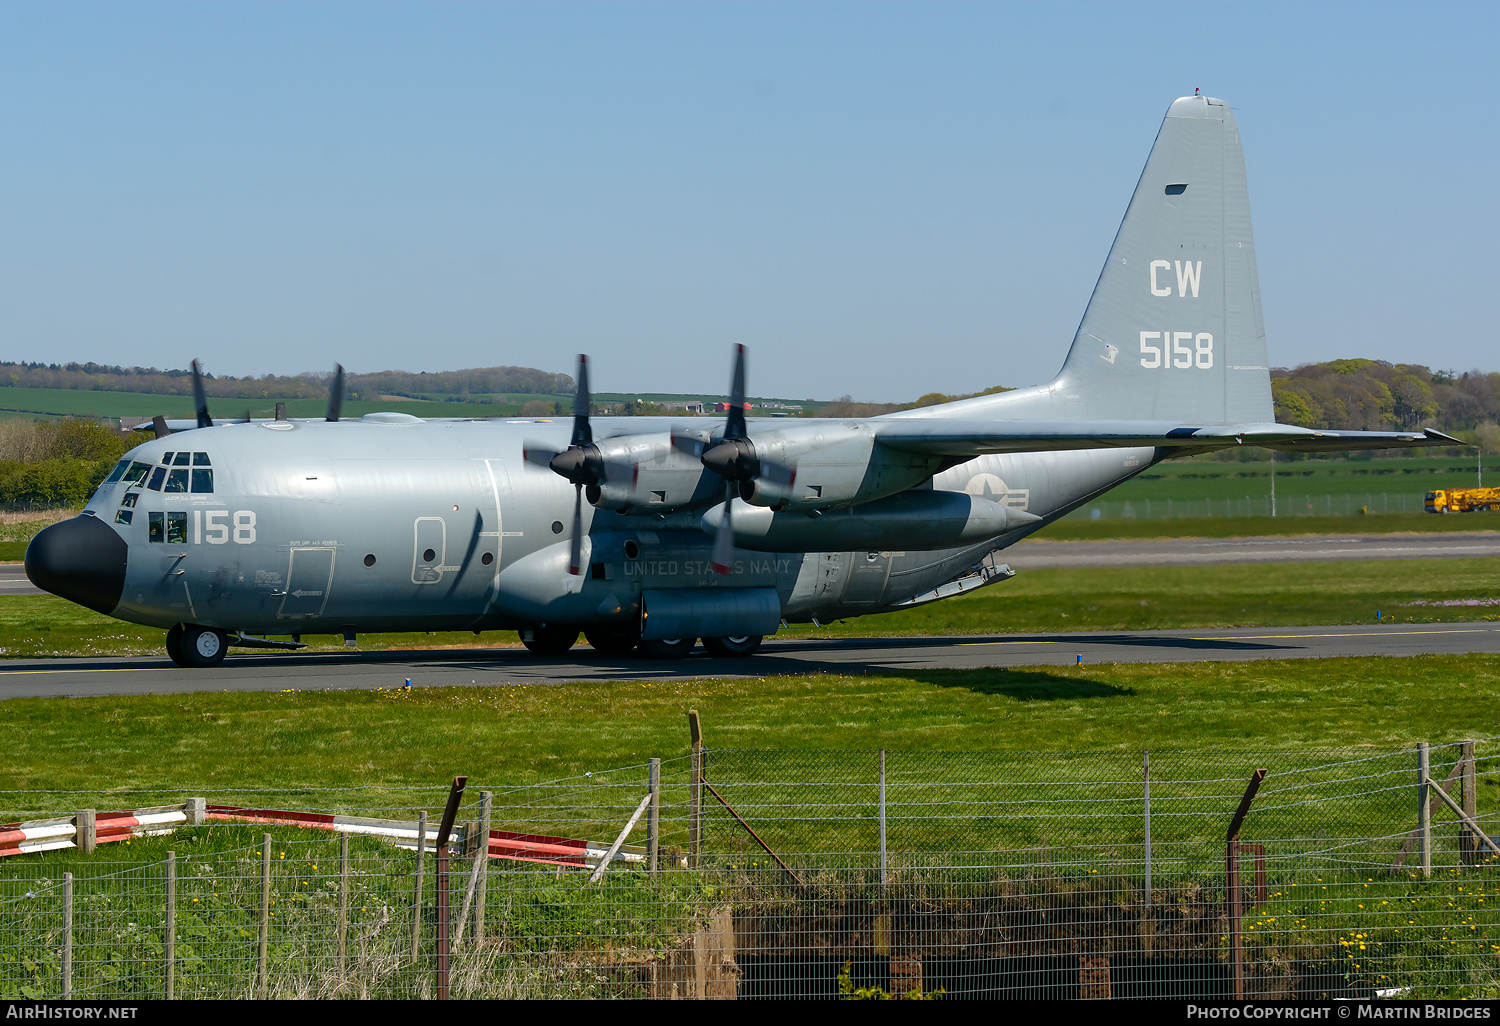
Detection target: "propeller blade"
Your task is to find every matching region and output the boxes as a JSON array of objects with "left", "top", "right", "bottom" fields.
[
  {"left": 568, "top": 485, "right": 585, "bottom": 576},
  {"left": 710, "top": 482, "right": 736, "bottom": 575},
  {"left": 243, "top": 409, "right": 251, "bottom": 424},
  {"left": 670, "top": 429, "right": 708, "bottom": 459},
  {"left": 326, "top": 363, "right": 344, "bottom": 422},
  {"left": 570, "top": 354, "right": 593, "bottom": 449},
  {"left": 151, "top": 415, "right": 170, "bottom": 440},
  {"left": 522, "top": 445, "right": 561, "bottom": 469},
  {"left": 724, "top": 344, "right": 747, "bottom": 440},
  {"left": 191, "top": 359, "right": 213, "bottom": 429}
]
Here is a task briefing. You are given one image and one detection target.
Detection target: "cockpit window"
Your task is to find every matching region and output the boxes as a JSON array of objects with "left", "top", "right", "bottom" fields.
[
  {"left": 114, "top": 509, "right": 133, "bottom": 526},
  {"left": 160, "top": 452, "right": 174, "bottom": 464},
  {"left": 193, "top": 452, "right": 211, "bottom": 466},
  {"left": 165, "top": 469, "right": 190, "bottom": 493},
  {"left": 105, "top": 460, "right": 130, "bottom": 484},
  {"left": 148, "top": 512, "right": 164, "bottom": 542},
  {"left": 166, "top": 511, "right": 187, "bottom": 543},
  {"left": 120, "top": 492, "right": 138, "bottom": 509},
  {"left": 173, "top": 452, "right": 191, "bottom": 466},
  {"left": 147, "top": 467, "right": 167, "bottom": 491},
  {"left": 191, "top": 469, "right": 214, "bottom": 493},
  {"left": 124, "top": 462, "right": 151, "bottom": 486}
]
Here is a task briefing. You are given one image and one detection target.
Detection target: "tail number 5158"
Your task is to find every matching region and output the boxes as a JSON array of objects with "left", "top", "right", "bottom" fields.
[{"left": 1140, "top": 331, "right": 1213, "bottom": 369}]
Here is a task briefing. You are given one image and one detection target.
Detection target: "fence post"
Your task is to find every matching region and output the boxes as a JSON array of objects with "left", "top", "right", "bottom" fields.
[
  {"left": 75, "top": 809, "right": 95, "bottom": 856},
  {"left": 62, "top": 872, "right": 73, "bottom": 1000},
  {"left": 411, "top": 811, "right": 427, "bottom": 961},
  {"left": 689, "top": 709, "right": 703, "bottom": 870},
  {"left": 648, "top": 759, "right": 661, "bottom": 873},
  {"left": 338, "top": 832, "right": 349, "bottom": 983},
  {"left": 1463, "top": 741, "right": 1478, "bottom": 865},
  {"left": 434, "top": 776, "right": 468, "bottom": 1002},
  {"left": 1226, "top": 768, "right": 1267, "bottom": 1002},
  {"left": 165, "top": 851, "right": 175, "bottom": 1000},
  {"left": 878, "top": 749, "right": 887, "bottom": 886},
  {"left": 184, "top": 796, "right": 205, "bottom": 826},
  {"left": 1419, "top": 743, "right": 1432, "bottom": 878},
  {"left": 258, "top": 834, "right": 271, "bottom": 1000},
  {"left": 1142, "top": 751, "right": 1153, "bottom": 955},
  {"left": 474, "top": 790, "right": 491, "bottom": 943}
]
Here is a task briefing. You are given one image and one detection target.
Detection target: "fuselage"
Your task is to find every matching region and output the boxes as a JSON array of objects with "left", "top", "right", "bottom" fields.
[{"left": 47, "top": 413, "right": 1155, "bottom": 639}]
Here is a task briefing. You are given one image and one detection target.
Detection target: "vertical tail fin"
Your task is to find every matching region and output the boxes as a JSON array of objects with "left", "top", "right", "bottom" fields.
[{"left": 1053, "top": 95, "right": 1272, "bottom": 424}]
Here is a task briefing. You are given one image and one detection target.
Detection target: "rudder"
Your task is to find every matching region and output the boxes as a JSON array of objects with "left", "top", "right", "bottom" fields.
[{"left": 1052, "top": 95, "right": 1272, "bottom": 425}]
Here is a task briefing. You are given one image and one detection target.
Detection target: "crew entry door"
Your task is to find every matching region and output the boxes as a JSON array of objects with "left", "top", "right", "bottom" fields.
[
  {"left": 412, "top": 517, "right": 446, "bottom": 584},
  {"left": 278, "top": 547, "right": 335, "bottom": 618}
]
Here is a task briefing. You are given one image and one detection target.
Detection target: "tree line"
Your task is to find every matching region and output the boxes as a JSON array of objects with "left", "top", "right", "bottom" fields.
[{"left": 0, "top": 362, "right": 573, "bottom": 402}]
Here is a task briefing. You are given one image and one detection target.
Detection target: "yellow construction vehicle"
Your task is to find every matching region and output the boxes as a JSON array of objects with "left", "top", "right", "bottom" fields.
[{"left": 1425, "top": 487, "right": 1500, "bottom": 513}]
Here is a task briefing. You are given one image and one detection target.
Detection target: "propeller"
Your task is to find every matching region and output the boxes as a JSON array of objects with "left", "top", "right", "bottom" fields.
[
  {"left": 326, "top": 364, "right": 345, "bottom": 422},
  {"left": 689, "top": 345, "right": 796, "bottom": 574},
  {"left": 191, "top": 359, "right": 213, "bottom": 429},
  {"left": 521, "top": 355, "right": 624, "bottom": 576}
]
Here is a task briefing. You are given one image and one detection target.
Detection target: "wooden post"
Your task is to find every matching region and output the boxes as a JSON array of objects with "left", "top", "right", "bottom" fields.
[
  {"left": 1463, "top": 741, "right": 1478, "bottom": 865},
  {"left": 1142, "top": 750, "right": 1154, "bottom": 955},
  {"left": 184, "top": 797, "right": 205, "bottom": 826},
  {"left": 258, "top": 834, "right": 271, "bottom": 1000},
  {"left": 411, "top": 811, "right": 426, "bottom": 961},
  {"left": 165, "top": 851, "right": 176, "bottom": 1000},
  {"left": 474, "top": 791, "right": 491, "bottom": 944},
  {"left": 688, "top": 709, "right": 703, "bottom": 870},
  {"left": 648, "top": 759, "right": 661, "bottom": 874},
  {"left": 1419, "top": 743, "right": 1432, "bottom": 878},
  {"left": 337, "top": 833, "right": 349, "bottom": 981},
  {"left": 76, "top": 809, "right": 96, "bottom": 856},
  {"left": 878, "top": 749, "right": 887, "bottom": 885},
  {"left": 61, "top": 872, "right": 73, "bottom": 1000},
  {"left": 434, "top": 775, "right": 468, "bottom": 1002}
]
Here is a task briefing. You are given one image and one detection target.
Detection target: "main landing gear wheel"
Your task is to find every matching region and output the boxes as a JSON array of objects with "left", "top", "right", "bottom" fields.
[
  {"left": 521, "top": 625, "right": 580, "bottom": 655},
  {"left": 584, "top": 625, "right": 639, "bottom": 656},
  {"left": 179, "top": 625, "right": 228, "bottom": 668},
  {"left": 165, "top": 624, "right": 186, "bottom": 667},
  {"left": 702, "top": 635, "right": 763, "bottom": 659},
  {"left": 637, "top": 637, "right": 696, "bottom": 660}
]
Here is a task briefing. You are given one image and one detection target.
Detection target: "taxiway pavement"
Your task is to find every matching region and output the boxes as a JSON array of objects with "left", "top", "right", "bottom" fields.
[{"left": 2, "top": 622, "right": 1497, "bottom": 700}]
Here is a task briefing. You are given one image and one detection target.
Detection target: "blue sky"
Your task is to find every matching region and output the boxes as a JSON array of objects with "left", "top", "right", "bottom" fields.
[{"left": 2, "top": 2, "right": 1494, "bottom": 401}]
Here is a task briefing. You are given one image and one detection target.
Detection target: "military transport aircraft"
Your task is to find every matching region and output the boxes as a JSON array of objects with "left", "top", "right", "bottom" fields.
[{"left": 26, "top": 94, "right": 1459, "bottom": 667}]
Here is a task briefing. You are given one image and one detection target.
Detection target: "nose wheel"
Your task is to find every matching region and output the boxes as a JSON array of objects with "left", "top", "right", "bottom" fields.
[{"left": 166, "top": 624, "right": 229, "bottom": 668}]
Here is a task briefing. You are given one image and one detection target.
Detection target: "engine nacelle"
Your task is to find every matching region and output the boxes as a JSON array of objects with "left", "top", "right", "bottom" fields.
[{"left": 702, "top": 489, "right": 1039, "bottom": 553}]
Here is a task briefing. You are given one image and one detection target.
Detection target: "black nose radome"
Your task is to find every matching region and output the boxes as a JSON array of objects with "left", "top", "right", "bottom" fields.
[{"left": 25, "top": 514, "right": 128, "bottom": 615}]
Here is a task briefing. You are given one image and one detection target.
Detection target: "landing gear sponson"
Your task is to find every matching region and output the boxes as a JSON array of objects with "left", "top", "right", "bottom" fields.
[{"left": 518, "top": 625, "right": 763, "bottom": 659}]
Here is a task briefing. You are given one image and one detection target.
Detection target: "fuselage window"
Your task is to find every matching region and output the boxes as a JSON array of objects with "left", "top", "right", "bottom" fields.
[
  {"left": 172, "top": 452, "right": 191, "bottom": 467},
  {"left": 147, "top": 467, "right": 167, "bottom": 491},
  {"left": 160, "top": 452, "right": 174, "bottom": 464},
  {"left": 120, "top": 492, "right": 138, "bottom": 509},
  {"left": 190, "top": 469, "right": 214, "bottom": 493},
  {"left": 193, "top": 452, "right": 211, "bottom": 466},
  {"left": 166, "top": 511, "right": 187, "bottom": 544},
  {"left": 114, "top": 509, "right": 133, "bottom": 526},
  {"left": 124, "top": 462, "right": 152, "bottom": 485},
  {"left": 148, "top": 512, "right": 164, "bottom": 543},
  {"left": 105, "top": 460, "right": 130, "bottom": 484},
  {"left": 164, "top": 469, "right": 189, "bottom": 493}
]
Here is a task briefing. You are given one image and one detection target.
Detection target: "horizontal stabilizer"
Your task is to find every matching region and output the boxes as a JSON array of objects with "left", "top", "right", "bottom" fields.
[{"left": 872, "top": 419, "right": 1463, "bottom": 457}]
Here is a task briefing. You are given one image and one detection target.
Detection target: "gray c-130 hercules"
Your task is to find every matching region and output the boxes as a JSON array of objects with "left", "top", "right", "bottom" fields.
[{"left": 26, "top": 95, "right": 1460, "bottom": 667}]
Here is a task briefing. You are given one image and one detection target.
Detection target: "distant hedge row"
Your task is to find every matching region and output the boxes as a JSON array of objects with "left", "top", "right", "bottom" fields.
[{"left": 0, "top": 458, "right": 119, "bottom": 508}]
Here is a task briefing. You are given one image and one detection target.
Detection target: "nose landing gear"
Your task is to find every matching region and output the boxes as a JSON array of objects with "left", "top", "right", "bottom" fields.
[{"left": 165, "top": 624, "right": 229, "bottom": 668}]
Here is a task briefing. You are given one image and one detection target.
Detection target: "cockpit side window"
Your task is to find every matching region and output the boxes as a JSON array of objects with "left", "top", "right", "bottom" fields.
[
  {"left": 172, "top": 452, "right": 191, "bottom": 466},
  {"left": 124, "top": 462, "right": 152, "bottom": 486},
  {"left": 164, "top": 469, "right": 190, "bottom": 493},
  {"left": 148, "top": 512, "right": 164, "bottom": 542},
  {"left": 147, "top": 467, "right": 167, "bottom": 491},
  {"left": 193, "top": 452, "right": 211, "bottom": 466},
  {"left": 160, "top": 452, "right": 174, "bottom": 464},
  {"left": 190, "top": 469, "right": 214, "bottom": 493},
  {"left": 105, "top": 460, "right": 130, "bottom": 484}
]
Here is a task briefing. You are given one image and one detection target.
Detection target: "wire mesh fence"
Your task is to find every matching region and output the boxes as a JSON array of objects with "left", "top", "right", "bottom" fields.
[
  {"left": 1, "top": 740, "right": 1497, "bottom": 1000},
  {"left": 1064, "top": 491, "right": 1433, "bottom": 521}
]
